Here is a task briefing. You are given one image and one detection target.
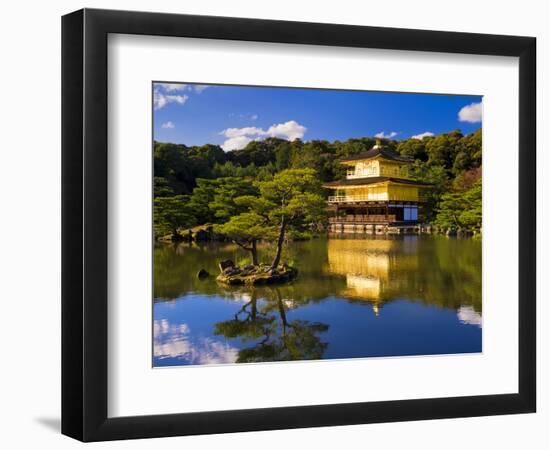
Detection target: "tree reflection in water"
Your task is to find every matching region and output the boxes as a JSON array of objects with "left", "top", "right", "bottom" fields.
[{"left": 214, "top": 288, "right": 329, "bottom": 363}]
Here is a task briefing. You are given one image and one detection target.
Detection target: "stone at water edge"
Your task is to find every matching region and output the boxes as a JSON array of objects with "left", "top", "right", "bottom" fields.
[
  {"left": 218, "top": 259, "right": 235, "bottom": 273},
  {"left": 197, "top": 269, "right": 210, "bottom": 279}
]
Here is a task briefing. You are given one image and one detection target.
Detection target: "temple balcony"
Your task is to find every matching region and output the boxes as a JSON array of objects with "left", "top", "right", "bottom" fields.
[
  {"left": 346, "top": 169, "right": 378, "bottom": 179},
  {"left": 328, "top": 194, "right": 389, "bottom": 203},
  {"left": 328, "top": 193, "right": 427, "bottom": 203},
  {"left": 346, "top": 168, "right": 409, "bottom": 179},
  {"left": 329, "top": 214, "right": 397, "bottom": 223}
]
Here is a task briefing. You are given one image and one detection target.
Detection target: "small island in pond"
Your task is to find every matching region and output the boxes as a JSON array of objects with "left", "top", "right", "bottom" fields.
[{"left": 216, "top": 259, "right": 298, "bottom": 286}]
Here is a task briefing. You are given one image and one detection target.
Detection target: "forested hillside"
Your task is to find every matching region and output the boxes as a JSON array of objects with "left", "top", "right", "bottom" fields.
[{"left": 154, "top": 128, "right": 482, "bottom": 237}]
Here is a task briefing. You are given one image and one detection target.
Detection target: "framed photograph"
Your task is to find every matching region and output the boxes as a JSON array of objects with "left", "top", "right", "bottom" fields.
[{"left": 62, "top": 8, "right": 536, "bottom": 441}]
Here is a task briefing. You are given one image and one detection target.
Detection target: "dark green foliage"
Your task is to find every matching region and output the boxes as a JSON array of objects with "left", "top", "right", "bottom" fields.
[
  {"left": 153, "top": 143, "right": 194, "bottom": 194},
  {"left": 397, "top": 138, "right": 428, "bottom": 161},
  {"left": 153, "top": 141, "right": 225, "bottom": 195},
  {"left": 154, "top": 129, "right": 481, "bottom": 198},
  {"left": 153, "top": 176, "right": 175, "bottom": 197},
  {"left": 275, "top": 141, "right": 292, "bottom": 171},
  {"left": 226, "top": 137, "right": 285, "bottom": 167},
  {"left": 153, "top": 195, "right": 195, "bottom": 239},
  {"left": 409, "top": 161, "right": 450, "bottom": 222},
  {"left": 290, "top": 140, "right": 336, "bottom": 181},
  {"left": 185, "top": 179, "right": 219, "bottom": 224},
  {"left": 208, "top": 178, "right": 259, "bottom": 222},
  {"left": 425, "top": 129, "right": 464, "bottom": 169},
  {"left": 154, "top": 128, "right": 482, "bottom": 233},
  {"left": 435, "top": 179, "right": 482, "bottom": 231},
  {"left": 186, "top": 177, "right": 257, "bottom": 225},
  {"left": 333, "top": 137, "right": 376, "bottom": 158},
  {"left": 459, "top": 128, "right": 482, "bottom": 168}
]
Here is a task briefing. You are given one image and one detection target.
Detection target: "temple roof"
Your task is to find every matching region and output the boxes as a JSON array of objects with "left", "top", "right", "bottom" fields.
[
  {"left": 340, "top": 147, "right": 414, "bottom": 163},
  {"left": 323, "top": 176, "right": 431, "bottom": 188}
]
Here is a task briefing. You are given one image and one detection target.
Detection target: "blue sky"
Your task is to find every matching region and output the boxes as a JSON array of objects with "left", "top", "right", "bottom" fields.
[{"left": 153, "top": 82, "right": 482, "bottom": 151}]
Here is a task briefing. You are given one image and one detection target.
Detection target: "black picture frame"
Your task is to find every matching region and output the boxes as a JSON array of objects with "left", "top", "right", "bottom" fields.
[{"left": 62, "top": 8, "right": 536, "bottom": 442}]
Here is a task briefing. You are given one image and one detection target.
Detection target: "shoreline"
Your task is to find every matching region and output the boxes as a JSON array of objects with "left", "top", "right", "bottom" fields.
[{"left": 158, "top": 223, "right": 482, "bottom": 244}]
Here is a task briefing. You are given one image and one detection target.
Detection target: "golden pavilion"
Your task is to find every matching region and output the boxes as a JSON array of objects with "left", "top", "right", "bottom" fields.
[{"left": 324, "top": 142, "right": 430, "bottom": 233}]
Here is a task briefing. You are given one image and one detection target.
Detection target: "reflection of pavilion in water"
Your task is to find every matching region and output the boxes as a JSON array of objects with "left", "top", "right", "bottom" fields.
[{"left": 326, "top": 237, "right": 419, "bottom": 315}]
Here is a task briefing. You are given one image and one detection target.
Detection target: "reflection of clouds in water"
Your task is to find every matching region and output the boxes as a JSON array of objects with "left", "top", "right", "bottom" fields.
[
  {"left": 218, "top": 291, "right": 252, "bottom": 304},
  {"left": 457, "top": 306, "right": 482, "bottom": 327},
  {"left": 154, "top": 319, "right": 189, "bottom": 335},
  {"left": 234, "top": 292, "right": 252, "bottom": 303},
  {"left": 221, "top": 290, "right": 297, "bottom": 309},
  {"left": 154, "top": 319, "right": 238, "bottom": 365},
  {"left": 282, "top": 299, "right": 297, "bottom": 309}
]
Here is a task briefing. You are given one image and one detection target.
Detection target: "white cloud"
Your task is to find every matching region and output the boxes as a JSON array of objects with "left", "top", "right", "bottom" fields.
[
  {"left": 411, "top": 131, "right": 434, "bottom": 140},
  {"left": 193, "top": 85, "right": 210, "bottom": 93},
  {"left": 267, "top": 120, "right": 307, "bottom": 140},
  {"left": 154, "top": 90, "right": 189, "bottom": 110},
  {"left": 157, "top": 83, "right": 188, "bottom": 92},
  {"left": 374, "top": 131, "right": 398, "bottom": 139},
  {"left": 222, "top": 135, "right": 255, "bottom": 151},
  {"left": 222, "top": 126, "right": 265, "bottom": 139},
  {"left": 220, "top": 120, "right": 306, "bottom": 151},
  {"left": 458, "top": 102, "right": 482, "bottom": 123},
  {"left": 250, "top": 114, "right": 258, "bottom": 121},
  {"left": 161, "top": 121, "right": 175, "bottom": 129},
  {"left": 220, "top": 126, "right": 264, "bottom": 151},
  {"left": 156, "top": 83, "right": 211, "bottom": 94}
]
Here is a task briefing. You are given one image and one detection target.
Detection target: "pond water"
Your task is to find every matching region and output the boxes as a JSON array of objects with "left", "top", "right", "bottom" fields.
[{"left": 153, "top": 235, "right": 482, "bottom": 367}]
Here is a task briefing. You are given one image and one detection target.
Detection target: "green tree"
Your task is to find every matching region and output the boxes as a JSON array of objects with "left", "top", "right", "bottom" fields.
[
  {"left": 213, "top": 161, "right": 238, "bottom": 178},
  {"left": 153, "top": 176, "right": 175, "bottom": 197},
  {"left": 214, "top": 212, "right": 268, "bottom": 265},
  {"left": 227, "top": 137, "right": 285, "bottom": 167},
  {"left": 334, "top": 137, "right": 376, "bottom": 159},
  {"left": 290, "top": 140, "right": 336, "bottom": 181},
  {"left": 435, "top": 179, "right": 482, "bottom": 231},
  {"left": 459, "top": 180, "right": 482, "bottom": 229},
  {"left": 255, "top": 169, "right": 327, "bottom": 270},
  {"left": 153, "top": 195, "right": 195, "bottom": 239},
  {"left": 213, "top": 169, "right": 326, "bottom": 269},
  {"left": 186, "top": 179, "right": 219, "bottom": 224},
  {"left": 274, "top": 141, "right": 293, "bottom": 171},
  {"left": 397, "top": 138, "right": 429, "bottom": 161},
  {"left": 153, "top": 142, "right": 194, "bottom": 194},
  {"left": 457, "top": 128, "right": 482, "bottom": 168},
  {"left": 409, "top": 161, "right": 449, "bottom": 222},
  {"left": 452, "top": 150, "right": 472, "bottom": 175},
  {"left": 425, "top": 130, "right": 463, "bottom": 170},
  {"left": 208, "top": 178, "right": 258, "bottom": 222},
  {"left": 255, "top": 162, "right": 277, "bottom": 181},
  {"left": 187, "top": 177, "right": 256, "bottom": 225}
]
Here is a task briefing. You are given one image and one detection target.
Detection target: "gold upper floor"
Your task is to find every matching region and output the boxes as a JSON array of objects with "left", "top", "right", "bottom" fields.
[
  {"left": 344, "top": 157, "right": 411, "bottom": 179},
  {"left": 324, "top": 144, "right": 429, "bottom": 203}
]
